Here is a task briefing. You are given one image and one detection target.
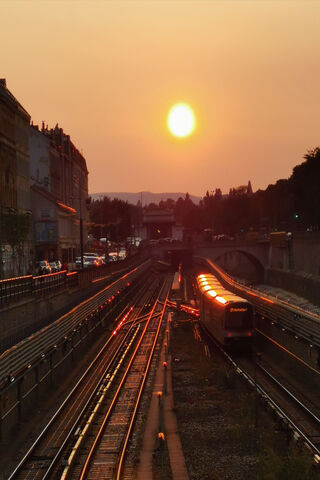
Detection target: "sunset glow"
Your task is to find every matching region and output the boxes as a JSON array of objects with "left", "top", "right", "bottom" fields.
[
  {"left": 167, "top": 103, "right": 195, "bottom": 138},
  {"left": 1, "top": 2, "right": 320, "bottom": 194}
]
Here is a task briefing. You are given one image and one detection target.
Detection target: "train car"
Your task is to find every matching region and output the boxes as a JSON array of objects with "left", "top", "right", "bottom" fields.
[{"left": 197, "top": 273, "right": 254, "bottom": 348}]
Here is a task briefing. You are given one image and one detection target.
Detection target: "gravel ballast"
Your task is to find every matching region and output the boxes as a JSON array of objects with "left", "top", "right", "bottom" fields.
[{"left": 170, "top": 317, "right": 319, "bottom": 480}]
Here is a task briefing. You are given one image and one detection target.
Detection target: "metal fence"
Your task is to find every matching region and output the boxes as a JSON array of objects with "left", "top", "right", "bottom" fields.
[
  {"left": 0, "top": 275, "right": 33, "bottom": 305},
  {"left": 0, "top": 259, "right": 152, "bottom": 386},
  {"left": 0, "top": 271, "right": 68, "bottom": 306},
  {"left": 0, "top": 254, "right": 148, "bottom": 307}
]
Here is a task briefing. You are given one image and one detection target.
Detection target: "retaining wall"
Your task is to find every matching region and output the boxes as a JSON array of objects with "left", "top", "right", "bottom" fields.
[{"left": 265, "top": 268, "right": 320, "bottom": 307}]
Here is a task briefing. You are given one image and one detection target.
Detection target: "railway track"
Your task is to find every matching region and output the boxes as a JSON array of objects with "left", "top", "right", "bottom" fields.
[
  {"left": 7, "top": 273, "right": 168, "bottom": 480},
  {"left": 200, "top": 323, "right": 320, "bottom": 464},
  {"left": 192, "top": 259, "right": 320, "bottom": 462},
  {"left": 71, "top": 276, "right": 171, "bottom": 480}
]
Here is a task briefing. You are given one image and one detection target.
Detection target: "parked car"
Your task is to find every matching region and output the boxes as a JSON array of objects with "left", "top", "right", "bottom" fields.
[
  {"left": 108, "top": 252, "right": 118, "bottom": 262},
  {"left": 75, "top": 255, "right": 103, "bottom": 269},
  {"left": 36, "top": 260, "right": 51, "bottom": 275},
  {"left": 49, "top": 261, "right": 58, "bottom": 272},
  {"left": 86, "top": 257, "right": 102, "bottom": 267},
  {"left": 55, "top": 260, "right": 62, "bottom": 271}
]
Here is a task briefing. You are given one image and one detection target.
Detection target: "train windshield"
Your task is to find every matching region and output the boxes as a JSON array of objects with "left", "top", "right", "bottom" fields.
[{"left": 225, "top": 304, "right": 253, "bottom": 330}]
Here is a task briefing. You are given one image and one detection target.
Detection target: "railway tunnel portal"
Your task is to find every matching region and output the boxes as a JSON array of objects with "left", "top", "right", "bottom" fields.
[{"left": 154, "top": 240, "right": 269, "bottom": 284}]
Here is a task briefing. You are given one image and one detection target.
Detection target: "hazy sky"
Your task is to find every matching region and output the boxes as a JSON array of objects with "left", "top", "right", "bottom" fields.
[{"left": 1, "top": 0, "right": 320, "bottom": 196}]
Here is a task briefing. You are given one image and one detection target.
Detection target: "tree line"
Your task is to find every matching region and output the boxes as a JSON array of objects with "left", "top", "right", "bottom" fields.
[{"left": 88, "top": 147, "right": 320, "bottom": 240}]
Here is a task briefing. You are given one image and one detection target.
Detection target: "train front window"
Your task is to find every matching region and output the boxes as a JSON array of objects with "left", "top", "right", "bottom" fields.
[{"left": 225, "top": 305, "right": 253, "bottom": 329}]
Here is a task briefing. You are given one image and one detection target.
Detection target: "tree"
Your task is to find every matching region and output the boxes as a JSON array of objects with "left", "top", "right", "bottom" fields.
[
  {"left": 290, "top": 147, "right": 320, "bottom": 229},
  {"left": 88, "top": 196, "right": 137, "bottom": 242},
  {"left": 0, "top": 212, "right": 30, "bottom": 276}
]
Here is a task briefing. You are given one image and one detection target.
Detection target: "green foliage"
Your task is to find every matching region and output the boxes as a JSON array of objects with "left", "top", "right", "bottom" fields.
[
  {"left": 290, "top": 147, "right": 320, "bottom": 227},
  {"left": 88, "top": 196, "right": 137, "bottom": 241},
  {"left": 0, "top": 212, "right": 30, "bottom": 249},
  {"left": 257, "top": 442, "right": 312, "bottom": 480}
]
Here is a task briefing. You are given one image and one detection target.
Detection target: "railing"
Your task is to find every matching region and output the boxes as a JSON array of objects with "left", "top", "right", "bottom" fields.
[
  {"left": 0, "top": 275, "right": 33, "bottom": 305},
  {"left": 0, "top": 271, "right": 69, "bottom": 306},
  {"left": 0, "top": 253, "right": 150, "bottom": 307},
  {"left": 33, "top": 271, "right": 68, "bottom": 295},
  {"left": 0, "top": 259, "right": 152, "bottom": 386}
]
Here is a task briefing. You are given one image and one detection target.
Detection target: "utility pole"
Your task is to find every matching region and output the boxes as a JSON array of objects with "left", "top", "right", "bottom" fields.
[{"left": 79, "top": 181, "right": 84, "bottom": 269}]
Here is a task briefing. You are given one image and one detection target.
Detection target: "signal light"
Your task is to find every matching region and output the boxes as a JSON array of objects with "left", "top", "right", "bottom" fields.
[{"left": 248, "top": 332, "right": 252, "bottom": 336}]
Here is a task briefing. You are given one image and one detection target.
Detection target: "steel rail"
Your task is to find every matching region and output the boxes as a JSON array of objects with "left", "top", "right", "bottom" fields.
[
  {"left": 257, "top": 362, "right": 320, "bottom": 426},
  {"left": 201, "top": 324, "right": 320, "bottom": 464},
  {"left": 58, "top": 280, "right": 162, "bottom": 480},
  {"left": 78, "top": 279, "right": 168, "bottom": 480},
  {"left": 115, "top": 286, "right": 170, "bottom": 480},
  {"left": 58, "top": 326, "right": 141, "bottom": 480},
  {"left": 42, "top": 279, "right": 160, "bottom": 480},
  {"left": 7, "top": 277, "right": 156, "bottom": 480},
  {"left": 256, "top": 328, "right": 320, "bottom": 376},
  {"left": 7, "top": 330, "right": 120, "bottom": 480}
]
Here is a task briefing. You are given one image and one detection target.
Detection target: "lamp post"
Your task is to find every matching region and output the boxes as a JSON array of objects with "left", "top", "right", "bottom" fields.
[
  {"left": 70, "top": 180, "right": 84, "bottom": 269},
  {"left": 78, "top": 185, "right": 84, "bottom": 269}
]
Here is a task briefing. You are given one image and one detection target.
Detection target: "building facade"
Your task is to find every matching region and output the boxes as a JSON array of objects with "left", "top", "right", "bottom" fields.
[
  {"left": 29, "top": 123, "right": 89, "bottom": 267},
  {"left": 0, "top": 79, "right": 89, "bottom": 278},
  {"left": 0, "top": 79, "right": 32, "bottom": 278}
]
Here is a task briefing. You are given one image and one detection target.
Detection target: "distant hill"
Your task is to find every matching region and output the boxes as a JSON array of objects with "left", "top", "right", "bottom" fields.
[{"left": 89, "top": 191, "right": 202, "bottom": 205}]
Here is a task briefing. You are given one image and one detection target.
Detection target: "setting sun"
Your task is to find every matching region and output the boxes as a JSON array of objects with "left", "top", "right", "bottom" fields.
[{"left": 167, "top": 103, "right": 195, "bottom": 138}]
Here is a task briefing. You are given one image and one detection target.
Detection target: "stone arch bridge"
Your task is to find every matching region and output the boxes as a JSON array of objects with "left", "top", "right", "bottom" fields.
[
  {"left": 196, "top": 241, "right": 270, "bottom": 283},
  {"left": 154, "top": 240, "right": 271, "bottom": 283}
]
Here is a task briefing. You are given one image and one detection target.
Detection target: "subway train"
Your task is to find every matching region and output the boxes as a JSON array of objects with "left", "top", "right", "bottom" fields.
[{"left": 196, "top": 273, "right": 254, "bottom": 348}]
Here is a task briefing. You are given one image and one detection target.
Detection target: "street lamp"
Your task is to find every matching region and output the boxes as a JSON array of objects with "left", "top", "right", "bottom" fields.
[
  {"left": 78, "top": 192, "right": 84, "bottom": 269},
  {"left": 70, "top": 181, "right": 84, "bottom": 269}
]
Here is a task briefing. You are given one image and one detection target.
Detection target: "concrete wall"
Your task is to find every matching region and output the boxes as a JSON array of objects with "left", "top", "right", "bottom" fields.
[
  {"left": 214, "top": 250, "right": 264, "bottom": 283},
  {"left": 265, "top": 268, "right": 320, "bottom": 306},
  {"left": 0, "top": 278, "right": 111, "bottom": 354},
  {"left": 291, "top": 232, "right": 320, "bottom": 276}
]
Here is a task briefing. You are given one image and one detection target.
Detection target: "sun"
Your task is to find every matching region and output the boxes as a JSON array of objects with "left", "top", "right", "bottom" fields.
[{"left": 167, "top": 103, "right": 195, "bottom": 138}]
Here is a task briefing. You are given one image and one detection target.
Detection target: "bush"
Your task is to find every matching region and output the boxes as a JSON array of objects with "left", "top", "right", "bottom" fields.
[{"left": 257, "top": 442, "right": 312, "bottom": 480}]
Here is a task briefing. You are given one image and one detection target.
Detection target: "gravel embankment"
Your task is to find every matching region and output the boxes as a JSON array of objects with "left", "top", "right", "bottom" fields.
[
  {"left": 170, "top": 317, "right": 319, "bottom": 480},
  {"left": 255, "top": 284, "right": 320, "bottom": 316}
]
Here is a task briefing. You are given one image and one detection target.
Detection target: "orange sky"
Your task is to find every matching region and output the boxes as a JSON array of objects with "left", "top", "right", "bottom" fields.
[{"left": 1, "top": 0, "right": 320, "bottom": 196}]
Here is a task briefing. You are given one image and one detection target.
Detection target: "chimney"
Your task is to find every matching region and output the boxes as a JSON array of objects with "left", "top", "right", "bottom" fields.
[{"left": 0, "top": 78, "right": 7, "bottom": 88}]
